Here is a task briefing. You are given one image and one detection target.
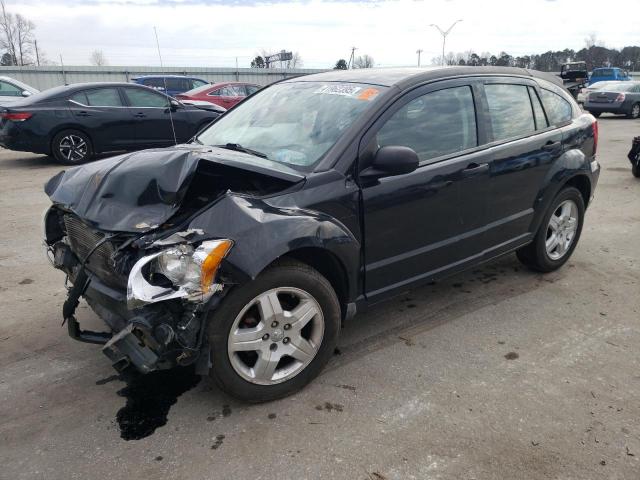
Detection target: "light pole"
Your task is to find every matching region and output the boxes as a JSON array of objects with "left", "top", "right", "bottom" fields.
[
  {"left": 416, "top": 49, "right": 423, "bottom": 67},
  {"left": 429, "top": 19, "right": 463, "bottom": 66}
]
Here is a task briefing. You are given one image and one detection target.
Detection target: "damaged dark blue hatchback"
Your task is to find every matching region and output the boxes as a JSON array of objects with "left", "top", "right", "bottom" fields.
[{"left": 43, "top": 67, "right": 600, "bottom": 402}]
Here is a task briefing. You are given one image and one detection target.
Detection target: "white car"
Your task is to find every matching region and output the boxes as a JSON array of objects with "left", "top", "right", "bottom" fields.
[
  {"left": 577, "top": 81, "right": 619, "bottom": 105},
  {"left": 0, "top": 76, "right": 39, "bottom": 105}
]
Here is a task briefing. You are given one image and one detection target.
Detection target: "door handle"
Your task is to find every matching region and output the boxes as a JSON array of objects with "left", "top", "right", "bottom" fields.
[
  {"left": 461, "top": 162, "right": 489, "bottom": 177},
  {"left": 542, "top": 141, "right": 562, "bottom": 152},
  {"left": 134, "top": 112, "right": 146, "bottom": 118},
  {"left": 76, "top": 111, "right": 91, "bottom": 117}
]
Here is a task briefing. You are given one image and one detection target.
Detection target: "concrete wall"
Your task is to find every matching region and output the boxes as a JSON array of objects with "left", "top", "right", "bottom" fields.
[{"left": 0, "top": 65, "right": 328, "bottom": 91}]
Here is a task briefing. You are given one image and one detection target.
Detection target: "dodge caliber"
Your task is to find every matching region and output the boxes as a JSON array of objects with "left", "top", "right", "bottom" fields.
[{"left": 43, "top": 67, "right": 600, "bottom": 402}]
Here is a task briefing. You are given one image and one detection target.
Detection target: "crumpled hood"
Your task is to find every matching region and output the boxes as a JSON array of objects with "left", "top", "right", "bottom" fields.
[{"left": 44, "top": 145, "right": 304, "bottom": 233}]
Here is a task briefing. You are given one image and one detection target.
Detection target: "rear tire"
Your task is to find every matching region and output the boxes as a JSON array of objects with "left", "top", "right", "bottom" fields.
[
  {"left": 51, "top": 130, "right": 93, "bottom": 165},
  {"left": 517, "top": 187, "right": 585, "bottom": 273},
  {"left": 627, "top": 103, "right": 640, "bottom": 119},
  {"left": 208, "top": 259, "right": 340, "bottom": 403},
  {"left": 589, "top": 111, "right": 601, "bottom": 118}
]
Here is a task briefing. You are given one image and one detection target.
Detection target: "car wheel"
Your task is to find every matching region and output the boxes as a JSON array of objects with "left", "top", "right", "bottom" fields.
[
  {"left": 208, "top": 259, "right": 340, "bottom": 402},
  {"left": 627, "top": 103, "right": 640, "bottom": 119},
  {"left": 52, "top": 130, "right": 93, "bottom": 165},
  {"left": 632, "top": 161, "right": 640, "bottom": 178},
  {"left": 589, "top": 111, "right": 601, "bottom": 118},
  {"left": 516, "top": 187, "right": 585, "bottom": 273}
]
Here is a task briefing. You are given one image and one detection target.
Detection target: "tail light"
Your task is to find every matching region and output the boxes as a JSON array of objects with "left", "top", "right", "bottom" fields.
[
  {"left": 1, "top": 112, "right": 32, "bottom": 122},
  {"left": 614, "top": 93, "right": 626, "bottom": 102},
  {"left": 592, "top": 120, "right": 598, "bottom": 155}
]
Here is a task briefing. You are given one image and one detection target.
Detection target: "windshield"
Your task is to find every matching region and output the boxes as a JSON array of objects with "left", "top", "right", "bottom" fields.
[{"left": 197, "top": 81, "right": 387, "bottom": 168}]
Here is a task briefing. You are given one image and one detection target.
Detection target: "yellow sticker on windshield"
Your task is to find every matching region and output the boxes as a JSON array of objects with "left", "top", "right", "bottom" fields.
[{"left": 358, "top": 88, "right": 380, "bottom": 101}]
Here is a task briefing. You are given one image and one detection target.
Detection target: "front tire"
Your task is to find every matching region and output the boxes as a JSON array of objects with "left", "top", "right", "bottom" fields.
[
  {"left": 51, "top": 130, "right": 93, "bottom": 165},
  {"left": 208, "top": 259, "right": 340, "bottom": 402},
  {"left": 517, "top": 187, "right": 585, "bottom": 272}
]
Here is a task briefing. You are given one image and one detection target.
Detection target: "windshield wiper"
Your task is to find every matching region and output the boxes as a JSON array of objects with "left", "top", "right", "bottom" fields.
[{"left": 214, "top": 143, "right": 268, "bottom": 159}]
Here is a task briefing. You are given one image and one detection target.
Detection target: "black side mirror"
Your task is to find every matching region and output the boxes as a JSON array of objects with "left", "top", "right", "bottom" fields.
[
  {"left": 361, "top": 146, "right": 419, "bottom": 179},
  {"left": 170, "top": 99, "right": 181, "bottom": 111}
]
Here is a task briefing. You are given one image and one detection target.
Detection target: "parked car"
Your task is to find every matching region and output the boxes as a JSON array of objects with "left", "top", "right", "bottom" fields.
[
  {"left": 176, "top": 82, "right": 261, "bottom": 109},
  {"left": 0, "top": 82, "right": 222, "bottom": 164},
  {"left": 576, "top": 80, "right": 619, "bottom": 105},
  {"left": 43, "top": 67, "right": 599, "bottom": 402},
  {"left": 584, "top": 81, "right": 640, "bottom": 118},
  {"left": 131, "top": 75, "right": 209, "bottom": 97},
  {"left": 588, "top": 67, "right": 631, "bottom": 86},
  {"left": 558, "top": 61, "right": 589, "bottom": 99},
  {"left": 178, "top": 99, "right": 226, "bottom": 115},
  {"left": 0, "top": 75, "right": 39, "bottom": 104}
]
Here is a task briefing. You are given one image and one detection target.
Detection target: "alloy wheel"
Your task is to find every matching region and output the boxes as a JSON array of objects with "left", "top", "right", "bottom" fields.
[
  {"left": 632, "top": 104, "right": 640, "bottom": 119},
  {"left": 545, "top": 199, "right": 579, "bottom": 260},
  {"left": 227, "top": 287, "right": 324, "bottom": 385},
  {"left": 58, "top": 134, "right": 88, "bottom": 163}
]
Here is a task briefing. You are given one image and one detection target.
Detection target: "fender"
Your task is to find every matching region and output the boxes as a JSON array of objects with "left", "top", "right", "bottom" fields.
[
  {"left": 529, "top": 146, "right": 593, "bottom": 235},
  {"left": 187, "top": 193, "right": 361, "bottom": 302}
]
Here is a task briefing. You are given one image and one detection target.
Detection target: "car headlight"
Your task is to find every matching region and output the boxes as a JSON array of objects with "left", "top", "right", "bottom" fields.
[
  {"left": 127, "top": 239, "right": 233, "bottom": 307},
  {"left": 153, "top": 239, "right": 233, "bottom": 294}
]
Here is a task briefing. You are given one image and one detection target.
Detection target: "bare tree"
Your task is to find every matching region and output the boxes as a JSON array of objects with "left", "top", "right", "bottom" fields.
[
  {"left": 0, "top": 1, "right": 39, "bottom": 65},
  {"left": 287, "top": 51, "right": 303, "bottom": 68},
  {"left": 89, "top": 49, "right": 108, "bottom": 66},
  {"left": 0, "top": 1, "right": 17, "bottom": 65},
  {"left": 15, "top": 14, "right": 34, "bottom": 65},
  {"left": 353, "top": 54, "right": 374, "bottom": 68}
]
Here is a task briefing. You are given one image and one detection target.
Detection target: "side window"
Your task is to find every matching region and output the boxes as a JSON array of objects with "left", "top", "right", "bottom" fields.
[
  {"left": 485, "top": 84, "right": 535, "bottom": 141},
  {"left": 540, "top": 89, "right": 572, "bottom": 126},
  {"left": 377, "top": 85, "right": 477, "bottom": 162},
  {"left": 165, "top": 78, "right": 189, "bottom": 91},
  {"left": 246, "top": 85, "right": 260, "bottom": 95},
  {"left": 124, "top": 88, "right": 169, "bottom": 108},
  {"left": 528, "top": 87, "right": 548, "bottom": 130},
  {"left": 0, "top": 80, "right": 23, "bottom": 96},
  {"left": 143, "top": 78, "right": 163, "bottom": 89},
  {"left": 70, "top": 91, "right": 89, "bottom": 105},
  {"left": 83, "top": 88, "right": 123, "bottom": 107},
  {"left": 208, "top": 88, "right": 221, "bottom": 97},
  {"left": 192, "top": 79, "right": 208, "bottom": 89}
]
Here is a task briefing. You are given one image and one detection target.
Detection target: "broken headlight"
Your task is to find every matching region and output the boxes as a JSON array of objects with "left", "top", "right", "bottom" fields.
[
  {"left": 153, "top": 240, "right": 233, "bottom": 294},
  {"left": 127, "top": 239, "right": 233, "bottom": 307}
]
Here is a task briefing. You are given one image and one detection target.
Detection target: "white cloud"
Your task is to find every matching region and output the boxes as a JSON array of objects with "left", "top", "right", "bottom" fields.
[{"left": 10, "top": 0, "right": 640, "bottom": 68}]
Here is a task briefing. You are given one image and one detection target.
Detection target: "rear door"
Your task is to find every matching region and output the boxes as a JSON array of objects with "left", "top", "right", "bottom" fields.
[
  {"left": 361, "top": 80, "right": 491, "bottom": 299},
  {"left": 478, "top": 79, "right": 564, "bottom": 254},
  {"left": 121, "top": 86, "right": 193, "bottom": 146},
  {"left": 68, "top": 87, "right": 135, "bottom": 152}
]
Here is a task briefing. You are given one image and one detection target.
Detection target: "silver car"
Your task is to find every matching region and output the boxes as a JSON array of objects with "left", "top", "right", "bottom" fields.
[{"left": 0, "top": 76, "right": 39, "bottom": 104}]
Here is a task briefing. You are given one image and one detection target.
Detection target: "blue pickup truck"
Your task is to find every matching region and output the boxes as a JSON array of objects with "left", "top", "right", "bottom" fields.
[{"left": 589, "top": 67, "right": 631, "bottom": 86}]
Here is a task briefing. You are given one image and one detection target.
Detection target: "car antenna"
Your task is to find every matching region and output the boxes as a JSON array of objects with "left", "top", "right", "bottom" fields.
[{"left": 153, "top": 26, "right": 178, "bottom": 145}]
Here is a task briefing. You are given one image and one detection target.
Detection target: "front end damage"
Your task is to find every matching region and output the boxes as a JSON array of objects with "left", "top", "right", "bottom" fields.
[
  {"left": 42, "top": 146, "right": 306, "bottom": 375},
  {"left": 45, "top": 207, "right": 233, "bottom": 374}
]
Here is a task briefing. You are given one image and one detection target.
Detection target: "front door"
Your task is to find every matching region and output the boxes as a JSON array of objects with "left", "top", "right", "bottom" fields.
[{"left": 360, "top": 81, "right": 488, "bottom": 300}]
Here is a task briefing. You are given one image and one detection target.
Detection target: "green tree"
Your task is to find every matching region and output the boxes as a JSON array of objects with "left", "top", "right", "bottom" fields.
[
  {"left": 334, "top": 59, "right": 347, "bottom": 70},
  {"left": 250, "top": 56, "right": 265, "bottom": 68}
]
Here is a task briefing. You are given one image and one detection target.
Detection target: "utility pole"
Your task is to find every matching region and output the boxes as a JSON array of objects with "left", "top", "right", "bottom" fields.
[
  {"left": 347, "top": 46, "right": 357, "bottom": 69},
  {"left": 59, "top": 54, "right": 66, "bottom": 85},
  {"left": 34, "top": 40, "right": 40, "bottom": 66},
  {"left": 416, "top": 49, "right": 423, "bottom": 67},
  {"left": 429, "top": 19, "right": 463, "bottom": 66}
]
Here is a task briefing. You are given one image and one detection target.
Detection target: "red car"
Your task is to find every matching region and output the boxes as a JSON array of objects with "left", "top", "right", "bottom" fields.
[{"left": 176, "top": 82, "right": 261, "bottom": 109}]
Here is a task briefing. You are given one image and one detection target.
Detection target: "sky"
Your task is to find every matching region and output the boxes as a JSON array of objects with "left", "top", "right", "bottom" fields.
[{"left": 9, "top": 0, "right": 640, "bottom": 69}]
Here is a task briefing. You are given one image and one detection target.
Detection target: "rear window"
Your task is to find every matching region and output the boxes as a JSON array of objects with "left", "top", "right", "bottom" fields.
[
  {"left": 485, "top": 84, "right": 536, "bottom": 141},
  {"left": 540, "top": 89, "right": 572, "bottom": 126},
  {"left": 605, "top": 83, "right": 638, "bottom": 93}
]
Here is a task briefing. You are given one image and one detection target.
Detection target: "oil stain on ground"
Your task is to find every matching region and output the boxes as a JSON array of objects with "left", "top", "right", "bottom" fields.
[{"left": 115, "top": 366, "right": 201, "bottom": 440}]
